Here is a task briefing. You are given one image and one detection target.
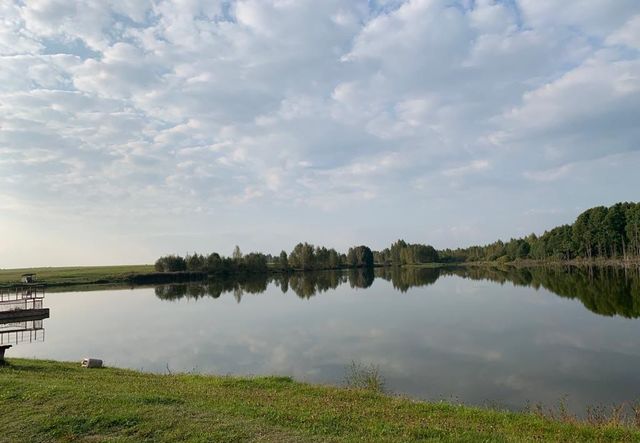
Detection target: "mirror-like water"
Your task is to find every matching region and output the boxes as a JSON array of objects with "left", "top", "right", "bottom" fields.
[{"left": 10, "top": 266, "right": 640, "bottom": 415}]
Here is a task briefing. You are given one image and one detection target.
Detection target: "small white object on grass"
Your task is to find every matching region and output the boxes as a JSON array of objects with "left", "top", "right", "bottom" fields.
[{"left": 81, "top": 358, "right": 103, "bottom": 368}]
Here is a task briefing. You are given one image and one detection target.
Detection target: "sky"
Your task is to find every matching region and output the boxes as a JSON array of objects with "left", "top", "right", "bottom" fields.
[{"left": 1, "top": 0, "right": 639, "bottom": 268}]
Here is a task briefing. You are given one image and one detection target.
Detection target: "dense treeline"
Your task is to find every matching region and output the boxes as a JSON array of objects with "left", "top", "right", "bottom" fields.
[
  {"left": 155, "top": 243, "right": 378, "bottom": 273},
  {"left": 154, "top": 202, "right": 640, "bottom": 273},
  {"left": 374, "top": 240, "right": 439, "bottom": 266},
  {"left": 154, "top": 239, "right": 439, "bottom": 274},
  {"left": 154, "top": 245, "right": 269, "bottom": 274},
  {"left": 440, "top": 202, "right": 640, "bottom": 263}
]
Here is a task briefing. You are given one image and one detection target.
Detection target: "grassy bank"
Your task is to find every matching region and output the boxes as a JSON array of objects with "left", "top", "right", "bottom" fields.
[
  {"left": 0, "top": 360, "right": 638, "bottom": 442},
  {"left": 0, "top": 265, "right": 154, "bottom": 288},
  {"left": 0, "top": 264, "right": 375, "bottom": 289}
]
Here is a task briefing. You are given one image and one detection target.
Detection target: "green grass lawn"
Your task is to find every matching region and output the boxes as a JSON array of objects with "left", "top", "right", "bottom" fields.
[
  {"left": 0, "top": 360, "right": 638, "bottom": 442},
  {"left": 0, "top": 265, "right": 154, "bottom": 287}
]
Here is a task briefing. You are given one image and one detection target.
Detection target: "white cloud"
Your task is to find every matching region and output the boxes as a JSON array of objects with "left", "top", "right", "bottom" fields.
[
  {"left": 0, "top": 0, "right": 639, "bottom": 265},
  {"left": 495, "top": 53, "right": 640, "bottom": 168},
  {"left": 0, "top": 2, "right": 42, "bottom": 55},
  {"left": 518, "top": 0, "right": 639, "bottom": 37}
]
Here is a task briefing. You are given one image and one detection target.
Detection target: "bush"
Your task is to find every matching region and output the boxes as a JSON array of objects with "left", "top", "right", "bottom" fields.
[{"left": 344, "top": 361, "right": 385, "bottom": 393}]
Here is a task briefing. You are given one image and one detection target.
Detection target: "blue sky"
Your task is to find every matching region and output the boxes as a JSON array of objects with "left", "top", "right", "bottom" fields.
[{"left": 1, "top": 0, "right": 639, "bottom": 267}]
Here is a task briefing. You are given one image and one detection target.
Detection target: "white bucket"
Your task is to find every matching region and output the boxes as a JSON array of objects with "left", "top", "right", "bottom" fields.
[{"left": 81, "top": 358, "right": 103, "bottom": 368}]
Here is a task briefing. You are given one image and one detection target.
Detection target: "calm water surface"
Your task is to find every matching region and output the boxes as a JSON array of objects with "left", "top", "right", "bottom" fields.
[{"left": 10, "top": 266, "right": 640, "bottom": 414}]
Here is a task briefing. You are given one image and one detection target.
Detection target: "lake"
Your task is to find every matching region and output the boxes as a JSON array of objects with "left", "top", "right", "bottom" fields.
[{"left": 8, "top": 266, "right": 640, "bottom": 415}]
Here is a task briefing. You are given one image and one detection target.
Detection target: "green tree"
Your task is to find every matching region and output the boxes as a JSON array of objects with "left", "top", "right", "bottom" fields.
[
  {"left": 289, "top": 242, "right": 315, "bottom": 270},
  {"left": 278, "top": 250, "right": 289, "bottom": 270},
  {"left": 347, "top": 246, "right": 374, "bottom": 268},
  {"left": 604, "top": 203, "right": 627, "bottom": 257},
  {"left": 154, "top": 255, "right": 187, "bottom": 272},
  {"left": 626, "top": 204, "right": 640, "bottom": 257},
  {"left": 185, "top": 253, "right": 206, "bottom": 271},
  {"left": 232, "top": 245, "right": 243, "bottom": 261}
]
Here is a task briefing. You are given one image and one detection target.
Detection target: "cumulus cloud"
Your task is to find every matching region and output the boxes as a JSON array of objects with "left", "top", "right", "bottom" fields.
[
  {"left": 0, "top": 0, "right": 639, "bottom": 265},
  {"left": 494, "top": 52, "right": 640, "bottom": 169}
]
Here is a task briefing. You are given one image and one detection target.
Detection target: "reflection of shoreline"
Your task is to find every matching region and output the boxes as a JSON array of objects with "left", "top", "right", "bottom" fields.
[
  {"left": 153, "top": 266, "right": 640, "bottom": 319},
  {"left": 154, "top": 268, "right": 376, "bottom": 302},
  {"left": 446, "top": 266, "right": 640, "bottom": 318}
]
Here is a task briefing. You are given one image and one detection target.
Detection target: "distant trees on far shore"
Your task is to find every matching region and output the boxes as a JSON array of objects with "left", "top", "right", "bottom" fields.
[
  {"left": 155, "top": 246, "right": 269, "bottom": 274},
  {"left": 154, "top": 240, "right": 443, "bottom": 274},
  {"left": 440, "top": 202, "right": 640, "bottom": 263},
  {"left": 154, "top": 201, "right": 640, "bottom": 274},
  {"left": 373, "top": 240, "right": 439, "bottom": 266},
  {"left": 156, "top": 243, "right": 382, "bottom": 274}
]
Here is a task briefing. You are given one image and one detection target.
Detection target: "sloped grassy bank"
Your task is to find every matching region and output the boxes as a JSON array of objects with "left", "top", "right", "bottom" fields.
[
  {"left": 0, "top": 360, "right": 638, "bottom": 442},
  {"left": 0, "top": 265, "right": 155, "bottom": 288}
]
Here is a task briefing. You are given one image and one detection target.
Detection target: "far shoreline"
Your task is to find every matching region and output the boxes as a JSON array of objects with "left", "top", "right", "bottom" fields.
[{"left": 1, "top": 258, "right": 639, "bottom": 291}]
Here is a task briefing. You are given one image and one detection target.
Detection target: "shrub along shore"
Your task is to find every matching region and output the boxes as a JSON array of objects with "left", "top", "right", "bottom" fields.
[{"left": 0, "top": 359, "right": 638, "bottom": 442}]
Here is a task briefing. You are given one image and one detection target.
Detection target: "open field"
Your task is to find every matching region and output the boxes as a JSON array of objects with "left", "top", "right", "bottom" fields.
[
  {"left": 0, "top": 359, "right": 638, "bottom": 442},
  {"left": 0, "top": 265, "right": 154, "bottom": 287}
]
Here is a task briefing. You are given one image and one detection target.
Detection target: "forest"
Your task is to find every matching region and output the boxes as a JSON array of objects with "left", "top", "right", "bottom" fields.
[
  {"left": 154, "top": 202, "right": 640, "bottom": 273},
  {"left": 154, "top": 244, "right": 376, "bottom": 273},
  {"left": 440, "top": 202, "right": 640, "bottom": 263}
]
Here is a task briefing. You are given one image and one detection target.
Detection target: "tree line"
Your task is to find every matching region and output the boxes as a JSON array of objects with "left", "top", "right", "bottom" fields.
[
  {"left": 154, "top": 202, "right": 640, "bottom": 273},
  {"left": 440, "top": 202, "right": 640, "bottom": 263},
  {"left": 374, "top": 240, "right": 439, "bottom": 265},
  {"left": 154, "top": 245, "right": 270, "bottom": 274},
  {"left": 154, "top": 239, "right": 441, "bottom": 274},
  {"left": 154, "top": 243, "right": 378, "bottom": 273}
]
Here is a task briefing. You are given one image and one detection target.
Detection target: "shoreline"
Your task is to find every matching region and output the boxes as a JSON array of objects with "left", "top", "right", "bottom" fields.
[
  {"left": 484, "top": 258, "right": 640, "bottom": 268},
  {"left": 1, "top": 259, "right": 638, "bottom": 291},
  {"left": 0, "top": 358, "right": 638, "bottom": 442}
]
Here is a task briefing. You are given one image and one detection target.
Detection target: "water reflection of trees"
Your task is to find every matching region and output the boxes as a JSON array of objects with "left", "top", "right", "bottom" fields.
[
  {"left": 375, "top": 267, "right": 440, "bottom": 292},
  {"left": 154, "top": 265, "right": 640, "bottom": 319},
  {"left": 154, "top": 274, "right": 269, "bottom": 302},
  {"left": 155, "top": 269, "right": 381, "bottom": 302},
  {"left": 348, "top": 268, "right": 375, "bottom": 290},
  {"left": 445, "top": 266, "right": 640, "bottom": 318}
]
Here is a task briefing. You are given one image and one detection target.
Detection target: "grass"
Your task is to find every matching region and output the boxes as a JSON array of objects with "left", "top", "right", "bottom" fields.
[
  {"left": 0, "top": 265, "right": 154, "bottom": 287},
  {"left": 0, "top": 360, "right": 638, "bottom": 442}
]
